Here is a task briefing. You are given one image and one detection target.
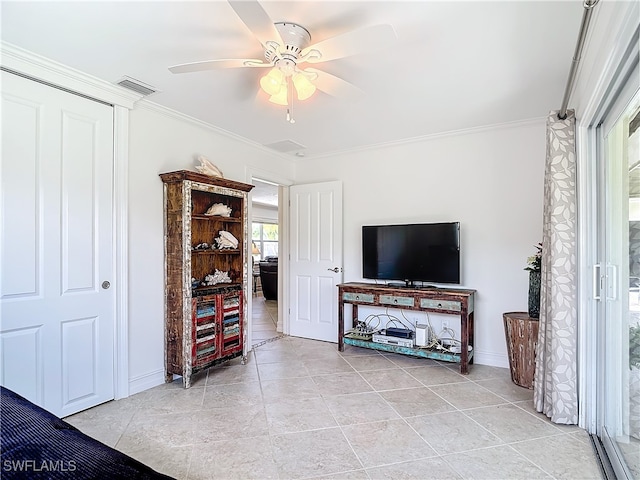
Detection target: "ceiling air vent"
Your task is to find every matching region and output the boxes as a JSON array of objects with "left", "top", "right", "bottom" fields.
[
  {"left": 264, "top": 139, "right": 306, "bottom": 154},
  {"left": 116, "top": 76, "right": 157, "bottom": 96}
]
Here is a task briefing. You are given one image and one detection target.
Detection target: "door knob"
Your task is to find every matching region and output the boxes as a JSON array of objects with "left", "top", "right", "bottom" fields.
[
  {"left": 327, "top": 267, "right": 343, "bottom": 273},
  {"left": 102, "top": 281, "right": 111, "bottom": 289}
]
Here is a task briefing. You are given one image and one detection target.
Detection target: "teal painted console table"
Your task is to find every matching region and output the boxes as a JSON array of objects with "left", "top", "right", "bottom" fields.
[{"left": 337, "top": 282, "right": 476, "bottom": 374}]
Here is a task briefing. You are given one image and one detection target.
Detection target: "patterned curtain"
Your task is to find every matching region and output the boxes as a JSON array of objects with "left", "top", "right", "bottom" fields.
[{"left": 533, "top": 110, "right": 578, "bottom": 424}]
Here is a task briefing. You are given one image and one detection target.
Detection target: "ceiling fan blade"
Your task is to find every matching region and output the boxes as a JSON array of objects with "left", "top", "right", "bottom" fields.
[
  {"left": 169, "top": 59, "right": 270, "bottom": 74},
  {"left": 228, "top": 0, "right": 283, "bottom": 49},
  {"left": 301, "top": 24, "right": 397, "bottom": 64},
  {"left": 304, "top": 68, "right": 364, "bottom": 99}
]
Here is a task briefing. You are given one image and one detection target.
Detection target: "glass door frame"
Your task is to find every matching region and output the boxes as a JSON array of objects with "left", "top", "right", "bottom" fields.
[
  {"left": 598, "top": 91, "right": 639, "bottom": 479},
  {"left": 577, "top": 23, "right": 639, "bottom": 478}
]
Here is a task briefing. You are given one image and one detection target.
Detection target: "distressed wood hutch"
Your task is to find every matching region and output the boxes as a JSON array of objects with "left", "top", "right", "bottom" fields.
[{"left": 160, "top": 170, "right": 254, "bottom": 388}]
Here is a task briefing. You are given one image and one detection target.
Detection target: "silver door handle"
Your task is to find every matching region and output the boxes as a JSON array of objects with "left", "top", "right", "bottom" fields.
[
  {"left": 593, "top": 264, "right": 601, "bottom": 301},
  {"left": 102, "top": 281, "right": 111, "bottom": 290},
  {"left": 327, "top": 267, "right": 343, "bottom": 273}
]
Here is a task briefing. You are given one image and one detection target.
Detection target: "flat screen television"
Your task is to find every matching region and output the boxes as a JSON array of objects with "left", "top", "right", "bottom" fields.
[{"left": 362, "top": 222, "right": 460, "bottom": 286}]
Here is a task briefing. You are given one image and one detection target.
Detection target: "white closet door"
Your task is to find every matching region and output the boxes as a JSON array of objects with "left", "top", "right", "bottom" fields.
[{"left": 1, "top": 71, "right": 115, "bottom": 417}]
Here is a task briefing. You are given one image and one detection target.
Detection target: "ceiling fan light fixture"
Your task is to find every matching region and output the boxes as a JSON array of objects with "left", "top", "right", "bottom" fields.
[
  {"left": 260, "top": 67, "right": 285, "bottom": 96},
  {"left": 269, "top": 88, "right": 288, "bottom": 106},
  {"left": 292, "top": 73, "right": 316, "bottom": 101}
]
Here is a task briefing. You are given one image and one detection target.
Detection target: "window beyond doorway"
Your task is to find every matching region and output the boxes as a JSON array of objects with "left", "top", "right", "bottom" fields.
[{"left": 252, "top": 222, "right": 278, "bottom": 261}]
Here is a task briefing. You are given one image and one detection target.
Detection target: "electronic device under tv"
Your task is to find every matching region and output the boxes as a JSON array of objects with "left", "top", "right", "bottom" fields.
[{"left": 362, "top": 222, "right": 460, "bottom": 287}]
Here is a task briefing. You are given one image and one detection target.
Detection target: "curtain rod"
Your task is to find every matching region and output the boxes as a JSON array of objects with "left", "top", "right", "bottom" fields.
[{"left": 557, "top": 0, "right": 600, "bottom": 120}]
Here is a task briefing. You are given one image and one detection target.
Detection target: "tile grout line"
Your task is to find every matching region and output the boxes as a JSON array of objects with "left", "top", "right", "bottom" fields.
[
  {"left": 342, "top": 356, "right": 449, "bottom": 472},
  {"left": 504, "top": 443, "right": 560, "bottom": 480},
  {"left": 315, "top": 380, "right": 372, "bottom": 477},
  {"left": 253, "top": 343, "right": 283, "bottom": 480}
]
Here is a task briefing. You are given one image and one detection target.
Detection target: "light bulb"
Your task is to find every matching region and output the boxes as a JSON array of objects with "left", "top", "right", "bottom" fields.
[
  {"left": 269, "top": 87, "right": 288, "bottom": 106},
  {"left": 292, "top": 73, "right": 316, "bottom": 101},
  {"left": 260, "top": 68, "right": 285, "bottom": 96}
]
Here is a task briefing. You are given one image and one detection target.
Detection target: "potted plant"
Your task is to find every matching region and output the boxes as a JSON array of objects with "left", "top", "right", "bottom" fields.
[
  {"left": 525, "top": 243, "right": 542, "bottom": 318},
  {"left": 629, "top": 324, "right": 640, "bottom": 440}
]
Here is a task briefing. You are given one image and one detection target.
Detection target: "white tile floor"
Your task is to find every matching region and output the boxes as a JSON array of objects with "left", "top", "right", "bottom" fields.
[
  {"left": 65, "top": 299, "right": 602, "bottom": 479},
  {"left": 251, "top": 296, "right": 281, "bottom": 346}
]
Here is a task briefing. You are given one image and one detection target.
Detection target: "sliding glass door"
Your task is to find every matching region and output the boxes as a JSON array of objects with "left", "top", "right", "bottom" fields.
[{"left": 597, "top": 83, "right": 640, "bottom": 479}]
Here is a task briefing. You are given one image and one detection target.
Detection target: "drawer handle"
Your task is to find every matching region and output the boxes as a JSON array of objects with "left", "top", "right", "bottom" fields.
[
  {"left": 356, "top": 295, "right": 360, "bottom": 300},
  {"left": 394, "top": 299, "right": 398, "bottom": 303},
  {"left": 438, "top": 303, "right": 442, "bottom": 308}
]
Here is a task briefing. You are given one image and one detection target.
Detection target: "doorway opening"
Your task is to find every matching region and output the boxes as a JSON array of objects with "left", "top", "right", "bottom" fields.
[{"left": 250, "top": 178, "right": 282, "bottom": 347}]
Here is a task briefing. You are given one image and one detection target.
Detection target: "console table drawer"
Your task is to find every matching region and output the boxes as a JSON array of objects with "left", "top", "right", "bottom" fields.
[
  {"left": 343, "top": 292, "right": 374, "bottom": 303},
  {"left": 380, "top": 295, "right": 415, "bottom": 307},
  {"left": 420, "top": 299, "right": 461, "bottom": 312}
]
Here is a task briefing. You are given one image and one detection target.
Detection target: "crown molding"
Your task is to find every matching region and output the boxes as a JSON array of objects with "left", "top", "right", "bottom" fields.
[
  {"left": 306, "top": 117, "right": 546, "bottom": 161},
  {"left": 0, "top": 41, "right": 141, "bottom": 108},
  {"left": 136, "top": 99, "right": 296, "bottom": 164}
]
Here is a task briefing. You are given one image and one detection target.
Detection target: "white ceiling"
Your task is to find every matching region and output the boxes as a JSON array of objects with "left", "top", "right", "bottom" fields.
[
  {"left": 252, "top": 179, "right": 279, "bottom": 206},
  {"left": 1, "top": 1, "right": 584, "bottom": 159}
]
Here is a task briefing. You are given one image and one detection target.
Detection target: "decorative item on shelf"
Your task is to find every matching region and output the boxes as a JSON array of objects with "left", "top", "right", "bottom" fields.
[
  {"left": 525, "top": 243, "right": 542, "bottom": 318},
  {"left": 191, "top": 277, "right": 200, "bottom": 289},
  {"left": 192, "top": 242, "right": 212, "bottom": 251},
  {"left": 194, "top": 155, "right": 223, "bottom": 178},
  {"left": 204, "top": 203, "right": 232, "bottom": 217},
  {"left": 201, "top": 269, "right": 232, "bottom": 286},
  {"left": 215, "top": 230, "right": 238, "bottom": 249}
]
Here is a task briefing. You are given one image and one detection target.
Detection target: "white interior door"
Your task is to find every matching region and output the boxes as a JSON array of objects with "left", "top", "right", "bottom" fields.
[
  {"left": 0, "top": 71, "right": 115, "bottom": 417},
  {"left": 289, "top": 181, "right": 343, "bottom": 342}
]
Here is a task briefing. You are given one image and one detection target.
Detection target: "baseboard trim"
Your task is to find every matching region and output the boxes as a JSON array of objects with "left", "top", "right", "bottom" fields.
[
  {"left": 128, "top": 369, "right": 165, "bottom": 396},
  {"left": 473, "top": 350, "right": 509, "bottom": 368}
]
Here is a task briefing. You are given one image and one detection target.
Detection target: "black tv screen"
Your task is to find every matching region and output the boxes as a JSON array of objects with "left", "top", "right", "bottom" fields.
[{"left": 362, "top": 222, "right": 460, "bottom": 286}]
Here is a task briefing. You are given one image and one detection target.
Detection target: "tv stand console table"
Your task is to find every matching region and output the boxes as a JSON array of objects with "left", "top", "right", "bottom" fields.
[{"left": 337, "top": 283, "right": 476, "bottom": 374}]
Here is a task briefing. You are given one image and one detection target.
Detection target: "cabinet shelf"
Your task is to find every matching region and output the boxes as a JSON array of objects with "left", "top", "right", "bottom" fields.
[
  {"left": 192, "top": 283, "right": 241, "bottom": 293},
  {"left": 343, "top": 337, "right": 472, "bottom": 364},
  {"left": 191, "top": 249, "right": 241, "bottom": 255},
  {"left": 191, "top": 215, "right": 241, "bottom": 222}
]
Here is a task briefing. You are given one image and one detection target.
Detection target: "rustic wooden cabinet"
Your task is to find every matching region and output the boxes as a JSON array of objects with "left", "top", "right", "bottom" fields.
[
  {"left": 160, "top": 170, "right": 253, "bottom": 388},
  {"left": 338, "top": 283, "right": 476, "bottom": 374}
]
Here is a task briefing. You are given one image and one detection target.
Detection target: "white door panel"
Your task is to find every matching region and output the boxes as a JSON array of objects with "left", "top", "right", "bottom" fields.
[
  {"left": 1, "top": 92, "right": 41, "bottom": 299},
  {"left": 1, "top": 71, "right": 115, "bottom": 417},
  {"left": 289, "top": 181, "right": 342, "bottom": 342}
]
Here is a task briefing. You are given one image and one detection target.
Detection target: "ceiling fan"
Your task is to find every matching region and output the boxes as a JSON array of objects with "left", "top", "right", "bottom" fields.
[{"left": 168, "top": 0, "right": 396, "bottom": 122}]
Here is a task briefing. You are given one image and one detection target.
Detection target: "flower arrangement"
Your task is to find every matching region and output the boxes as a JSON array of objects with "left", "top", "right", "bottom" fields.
[{"left": 525, "top": 243, "right": 542, "bottom": 272}]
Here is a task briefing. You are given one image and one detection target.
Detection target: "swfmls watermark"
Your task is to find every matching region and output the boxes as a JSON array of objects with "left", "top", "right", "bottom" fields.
[{"left": 3, "top": 459, "right": 77, "bottom": 473}]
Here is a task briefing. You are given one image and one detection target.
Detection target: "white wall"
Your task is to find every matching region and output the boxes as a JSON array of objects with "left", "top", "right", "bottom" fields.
[
  {"left": 295, "top": 120, "right": 546, "bottom": 367},
  {"left": 127, "top": 103, "right": 294, "bottom": 393}
]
